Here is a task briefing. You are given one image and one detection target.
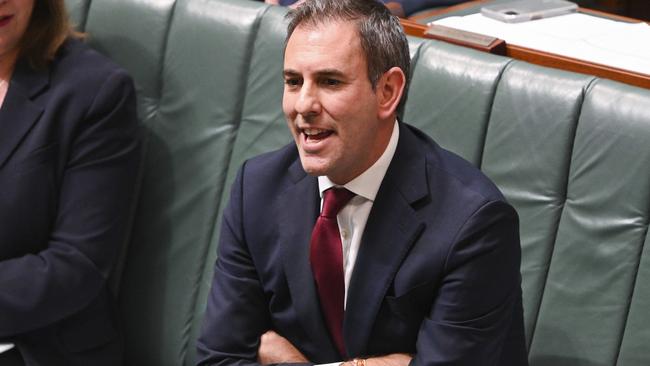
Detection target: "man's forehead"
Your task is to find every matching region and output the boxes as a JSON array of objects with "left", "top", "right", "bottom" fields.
[
  {"left": 288, "top": 18, "right": 360, "bottom": 47},
  {"left": 283, "top": 17, "right": 369, "bottom": 79},
  {"left": 284, "top": 35, "right": 363, "bottom": 76}
]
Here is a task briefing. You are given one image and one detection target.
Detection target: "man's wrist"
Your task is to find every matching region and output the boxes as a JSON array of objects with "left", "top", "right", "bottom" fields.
[
  {"left": 339, "top": 358, "right": 366, "bottom": 366},
  {"left": 352, "top": 358, "right": 367, "bottom": 366}
]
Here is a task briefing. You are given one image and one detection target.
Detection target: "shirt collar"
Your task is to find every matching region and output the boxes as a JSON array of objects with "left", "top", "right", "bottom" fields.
[{"left": 319, "top": 120, "right": 399, "bottom": 202}]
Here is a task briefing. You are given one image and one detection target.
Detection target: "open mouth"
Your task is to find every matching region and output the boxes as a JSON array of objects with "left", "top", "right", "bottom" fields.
[
  {"left": 302, "top": 128, "right": 333, "bottom": 142},
  {"left": 0, "top": 15, "right": 13, "bottom": 27}
]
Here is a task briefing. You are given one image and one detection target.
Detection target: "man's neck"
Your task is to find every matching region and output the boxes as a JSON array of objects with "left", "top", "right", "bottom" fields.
[
  {"left": 319, "top": 120, "right": 400, "bottom": 201},
  {"left": 327, "top": 117, "right": 398, "bottom": 185}
]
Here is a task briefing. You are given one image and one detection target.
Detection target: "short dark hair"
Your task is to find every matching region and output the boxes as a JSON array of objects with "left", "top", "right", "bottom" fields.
[
  {"left": 19, "top": 0, "right": 79, "bottom": 69},
  {"left": 285, "top": 0, "right": 411, "bottom": 113}
]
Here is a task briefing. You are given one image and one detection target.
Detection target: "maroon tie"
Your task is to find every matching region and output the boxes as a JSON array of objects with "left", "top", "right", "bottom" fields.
[{"left": 310, "top": 187, "right": 355, "bottom": 357}]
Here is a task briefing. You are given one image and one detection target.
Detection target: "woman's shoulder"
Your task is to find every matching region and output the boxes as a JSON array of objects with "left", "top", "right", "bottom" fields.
[
  {"left": 56, "top": 38, "right": 125, "bottom": 72},
  {"left": 50, "top": 38, "right": 133, "bottom": 90},
  {"left": 41, "top": 38, "right": 135, "bottom": 112}
]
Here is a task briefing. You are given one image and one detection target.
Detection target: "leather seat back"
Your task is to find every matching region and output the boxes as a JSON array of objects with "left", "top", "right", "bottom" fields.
[{"left": 65, "top": 1, "right": 650, "bottom": 365}]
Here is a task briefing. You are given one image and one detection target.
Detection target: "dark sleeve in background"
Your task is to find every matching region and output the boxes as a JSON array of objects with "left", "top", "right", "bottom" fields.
[
  {"left": 196, "top": 165, "right": 274, "bottom": 366},
  {"left": 275, "top": 0, "right": 468, "bottom": 16},
  {"left": 388, "top": 0, "right": 468, "bottom": 16}
]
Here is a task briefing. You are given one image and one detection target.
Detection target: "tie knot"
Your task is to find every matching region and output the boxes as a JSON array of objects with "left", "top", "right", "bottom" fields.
[{"left": 321, "top": 188, "right": 355, "bottom": 218}]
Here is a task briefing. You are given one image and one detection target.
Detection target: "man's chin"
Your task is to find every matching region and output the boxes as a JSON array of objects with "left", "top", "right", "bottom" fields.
[
  {"left": 299, "top": 159, "right": 330, "bottom": 177},
  {"left": 301, "top": 165, "right": 328, "bottom": 177}
]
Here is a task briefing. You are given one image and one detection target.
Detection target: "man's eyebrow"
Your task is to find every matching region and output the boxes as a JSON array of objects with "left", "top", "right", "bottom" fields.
[
  {"left": 315, "top": 69, "right": 346, "bottom": 79},
  {"left": 282, "top": 69, "right": 347, "bottom": 78},
  {"left": 283, "top": 70, "right": 300, "bottom": 78}
]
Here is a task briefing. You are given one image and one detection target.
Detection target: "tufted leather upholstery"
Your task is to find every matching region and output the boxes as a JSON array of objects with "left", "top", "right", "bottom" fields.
[{"left": 63, "top": 1, "right": 650, "bottom": 365}]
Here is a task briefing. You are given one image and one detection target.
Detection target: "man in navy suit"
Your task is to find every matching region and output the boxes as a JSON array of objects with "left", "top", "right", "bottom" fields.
[{"left": 197, "top": 1, "right": 528, "bottom": 365}]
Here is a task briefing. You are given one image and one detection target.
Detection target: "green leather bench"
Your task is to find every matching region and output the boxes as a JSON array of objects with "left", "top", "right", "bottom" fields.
[{"left": 63, "top": 1, "right": 650, "bottom": 365}]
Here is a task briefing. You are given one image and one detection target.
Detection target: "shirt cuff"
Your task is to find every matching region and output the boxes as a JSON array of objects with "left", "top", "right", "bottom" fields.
[{"left": 0, "top": 343, "right": 15, "bottom": 354}]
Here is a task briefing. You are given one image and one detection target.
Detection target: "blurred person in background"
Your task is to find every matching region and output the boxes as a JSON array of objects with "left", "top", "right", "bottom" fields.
[
  {"left": 262, "top": 0, "right": 468, "bottom": 17},
  {"left": 0, "top": 0, "right": 140, "bottom": 365}
]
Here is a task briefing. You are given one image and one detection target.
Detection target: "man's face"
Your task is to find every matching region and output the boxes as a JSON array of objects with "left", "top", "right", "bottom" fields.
[{"left": 283, "top": 20, "right": 393, "bottom": 185}]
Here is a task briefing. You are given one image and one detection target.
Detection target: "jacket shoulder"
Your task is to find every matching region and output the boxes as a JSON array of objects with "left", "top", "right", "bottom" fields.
[
  {"left": 44, "top": 39, "right": 135, "bottom": 107},
  {"left": 406, "top": 124, "right": 506, "bottom": 204},
  {"left": 53, "top": 39, "right": 132, "bottom": 82},
  {"left": 241, "top": 143, "right": 301, "bottom": 181}
]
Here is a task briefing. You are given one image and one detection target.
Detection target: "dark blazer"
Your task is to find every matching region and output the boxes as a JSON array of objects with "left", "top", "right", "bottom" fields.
[
  {"left": 197, "top": 123, "right": 528, "bottom": 366},
  {"left": 0, "top": 39, "right": 140, "bottom": 365}
]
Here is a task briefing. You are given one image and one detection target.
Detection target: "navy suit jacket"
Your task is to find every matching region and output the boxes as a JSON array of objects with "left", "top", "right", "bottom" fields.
[
  {"left": 198, "top": 123, "right": 528, "bottom": 366},
  {"left": 0, "top": 39, "right": 140, "bottom": 365}
]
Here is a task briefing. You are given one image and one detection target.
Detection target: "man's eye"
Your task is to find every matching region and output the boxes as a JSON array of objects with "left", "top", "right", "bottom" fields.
[
  {"left": 323, "top": 78, "right": 340, "bottom": 86},
  {"left": 285, "top": 78, "right": 301, "bottom": 87}
]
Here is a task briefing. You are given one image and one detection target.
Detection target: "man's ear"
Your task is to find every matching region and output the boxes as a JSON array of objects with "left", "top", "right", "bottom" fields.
[{"left": 376, "top": 67, "right": 406, "bottom": 120}]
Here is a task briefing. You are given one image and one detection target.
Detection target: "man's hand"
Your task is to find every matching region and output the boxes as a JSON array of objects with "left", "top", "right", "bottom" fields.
[
  {"left": 258, "top": 330, "right": 309, "bottom": 365},
  {"left": 343, "top": 354, "right": 413, "bottom": 366},
  {"left": 258, "top": 331, "right": 410, "bottom": 366},
  {"left": 369, "top": 354, "right": 412, "bottom": 366}
]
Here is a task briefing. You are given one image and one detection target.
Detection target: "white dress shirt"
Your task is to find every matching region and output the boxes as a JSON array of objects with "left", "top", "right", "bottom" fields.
[{"left": 317, "top": 120, "right": 399, "bottom": 308}]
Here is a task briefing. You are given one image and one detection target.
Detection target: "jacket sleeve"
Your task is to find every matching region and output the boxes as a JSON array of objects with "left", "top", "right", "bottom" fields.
[
  {"left": 0, "top": 68, "right": 141, "bottom": 336},
  {"left": 412, "top": 200, "right": 525, "bottom": 366},
  {"left": 196, "top": 164, "right": 274, "bottom": 366}
]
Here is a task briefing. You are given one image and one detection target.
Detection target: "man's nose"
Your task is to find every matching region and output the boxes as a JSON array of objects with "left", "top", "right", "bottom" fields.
[{"left": 295, "top": 83, "right": 321, "bottom": 117}]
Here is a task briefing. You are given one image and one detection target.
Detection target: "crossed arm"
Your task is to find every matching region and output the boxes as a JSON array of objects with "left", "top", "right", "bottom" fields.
[
  {"left": 257, "top": 330, "right": 412, "bottom": 366},
  {"left": 198, "top": 162, "right": 523, "bottom": 366}
]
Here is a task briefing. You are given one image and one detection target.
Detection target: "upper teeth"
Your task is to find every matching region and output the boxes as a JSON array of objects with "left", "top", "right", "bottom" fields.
[{"left": 304, "top": 128, "right": 326, "bottom": 136}]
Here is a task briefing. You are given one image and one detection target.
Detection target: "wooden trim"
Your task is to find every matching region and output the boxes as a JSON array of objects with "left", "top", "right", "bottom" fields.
[
  {"left": 408, "top": 2, "right": 650, "bottom": 24},
  {"left": 399, "top": 12, "right": 650, "bottom": 89},
  {"left": 506, "top": 45, "right": 650, "bottom": 89},
  {"left": 401, "top": 18, "right": 433, "bottom": 38},
  {"left": 401, "top": 18, "right": 506, "bottom": 54}
]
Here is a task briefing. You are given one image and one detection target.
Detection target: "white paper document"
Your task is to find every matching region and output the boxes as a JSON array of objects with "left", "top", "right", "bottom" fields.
[{"left": 433, "top": 13, "right": 650, "bottom": 75}]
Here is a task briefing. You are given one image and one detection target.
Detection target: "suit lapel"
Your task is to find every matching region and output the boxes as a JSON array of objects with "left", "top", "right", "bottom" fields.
[
  {"left": 344, "top": 125, "right": 429, "bottom": 356},
  {"left": 0, "top": 61, "right": 48, "bottom": 169},
  {"left": 279, "top": 159, "right": 340, "bottom": 359}
]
